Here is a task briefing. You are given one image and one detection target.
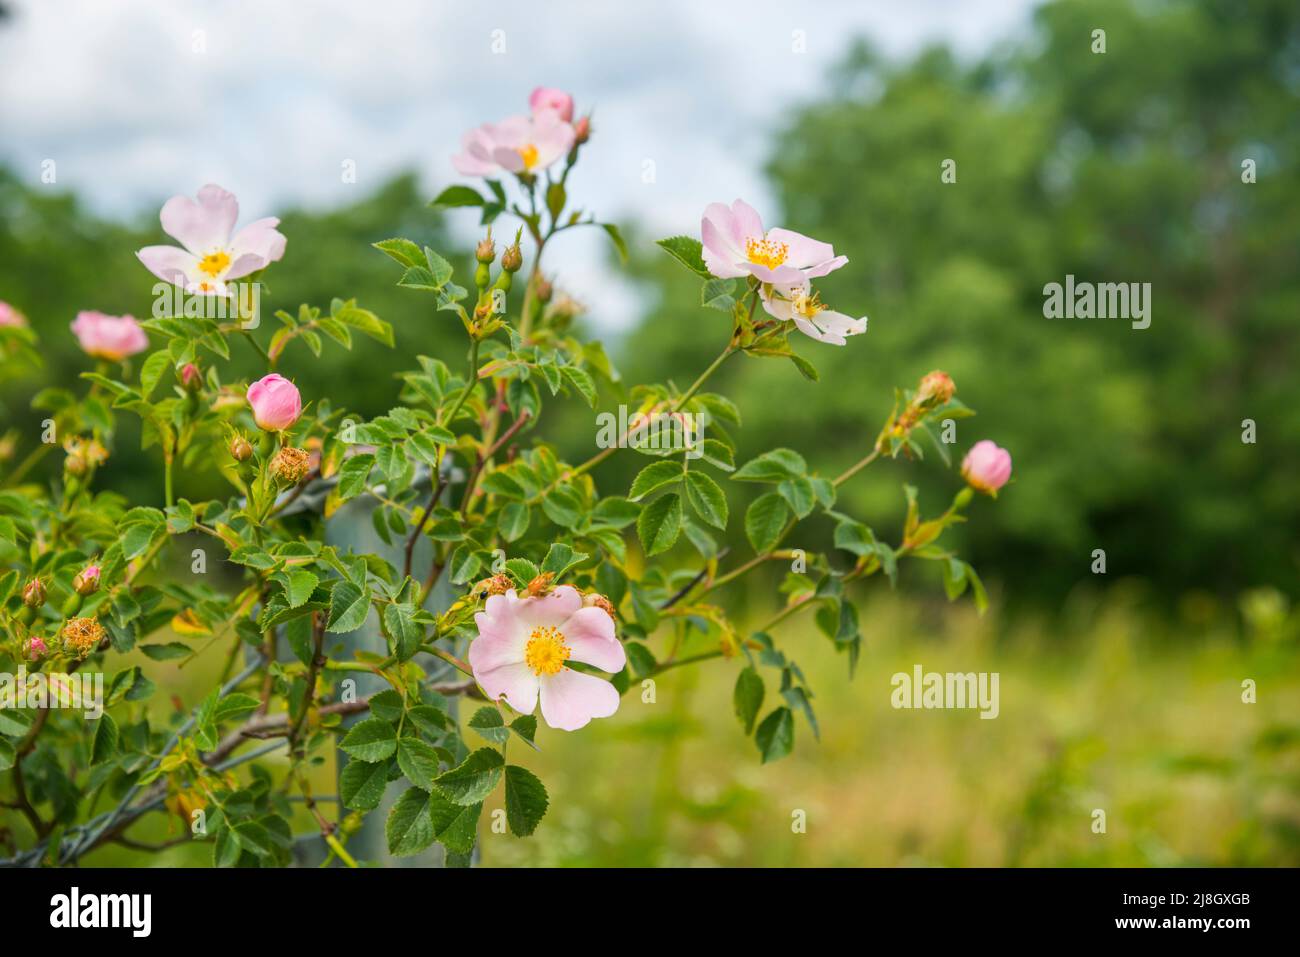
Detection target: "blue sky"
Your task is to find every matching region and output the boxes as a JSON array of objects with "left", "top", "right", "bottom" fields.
[{"left": 0, "top": 0, "right": 1040, "bottom": 328}]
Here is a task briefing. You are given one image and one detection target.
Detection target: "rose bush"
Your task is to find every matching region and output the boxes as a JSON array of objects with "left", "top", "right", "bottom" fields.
[{"left": 0, "top": 86, "right": 1010, "bottom": 867}]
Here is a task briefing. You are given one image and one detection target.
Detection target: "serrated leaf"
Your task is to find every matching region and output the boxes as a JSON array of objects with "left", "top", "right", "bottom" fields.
[
  {"left": 397, "top": 738, "right": 442, "bottom": 790},
  {"left": 637, "top": 492, "right": 682, "bottom": 556},
  {"left": 745, "top": 492, "right": 790, "bottom": 553},
  {"left": 629, "top": 460, "right": 682, "bottom": 501},
  {"left": 433, "top": 747, "right": 504, "bottom": 805},
  {"left": 327, "top": 581, "right": 370, "bottom": 633},
  {"left": 340, "top": 757, "right": 390, "bottom": 811},
  {"left": 684, "top": 471, "right": 728, "bottom": 530},
  {"left": 504, "top": 765, "right": 549, "bottom": 836},
  {"left": 339, "top": 717, "right": 397, "bottom": 762},
  {"left": 733, "top": 667, "right": 764, "bottom": 736},
  {"left": 655, "top": 235, "right": 710, "bottom": 277},
  {"left": 755, "top": 706, "right": 795, "bottom": 763},
  {"left": 386, "top": 787, "right": 435, "bottom": 857}
]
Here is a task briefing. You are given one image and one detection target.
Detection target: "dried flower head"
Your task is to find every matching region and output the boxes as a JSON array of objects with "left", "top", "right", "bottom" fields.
[
  {"left": 63, "top": 617, "right": 106, "bottom": 659},
  {"left": 271, "top": 445, "right": 311, "bottom": 484}
]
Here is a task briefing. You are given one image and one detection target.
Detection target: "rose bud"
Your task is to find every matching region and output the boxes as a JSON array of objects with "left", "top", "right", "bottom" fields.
[
  {"left": 73, "top": 564, "right": 101, "bottom": 596},
  {"left": 501, "top": 241, "right": 523, "bottom": 274},
  {"left": 915, "top": 370, "right": 955, "bottom": 408},
  {"left": 583, "top": 592, "right": 617, "bottom": 619},
  {"left": 573, "top": 115, "right": 591, "bottom": 145},
  {"left": 246, "top": 373, "right": 303, "bottom": 432},
  {"left": 181, "top": 362, "right": 202, "bottom": 392},
  {"left": 22, "top": 578, "right": 46, "bottom": 608},
  {"left": 270, "top": 446, "right": 312, "bottom": 484},
  {"left": 528, "top": 86, "right": 575, "bottom": 123},
  {"left": 229, "top": 433, "right": 254, "bottom": 462},
  {"left": 535, "top": 274, "right": 553, "bottom": 304},
  {"left": 961, "top": 440, "right": 1013, "bottom": 496},
  {"left": 25, "top": 636, "right": 48, "bottom": 661},
  {"left": 475, "top": 234, "right": 496, "bottom": 264}
]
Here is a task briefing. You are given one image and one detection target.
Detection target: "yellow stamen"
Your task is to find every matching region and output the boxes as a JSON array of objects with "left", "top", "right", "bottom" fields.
[
  {"left": 198, "top": 250, "right": 231, "bottom": 278},
  {"left": 793, "top": 290, "right": 825, "bottom": 318},
  {"left": 524, "top": 625, "right": 571, "bottom": 676},
  {"left": 745, "top": 236, "right": 789, "bottom": 270},
  {"left": 517, "top": 143, "right": 539, "bottom": 170}
]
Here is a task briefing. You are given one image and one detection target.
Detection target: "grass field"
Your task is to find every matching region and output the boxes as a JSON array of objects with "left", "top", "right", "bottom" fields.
[{"left": 79, "top": 585, "right": 1300, "bottom": 868}]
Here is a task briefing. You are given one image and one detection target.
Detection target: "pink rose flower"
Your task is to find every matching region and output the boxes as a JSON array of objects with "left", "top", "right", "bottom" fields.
[
  {"left": 760, "top": 280, "right": 867, "bottom": 346},
  {"left": 529, "top": 86, "right": 574, "bottom": 122},
  {"left": 246, "top": 373, "right": 302, "bottom": 431},
  {"left": 0, "top": 301, "right": 28, "bottom": 327},
  {"left": 701, "top": 199, "right": 848, "bottom": 284},
  {"left": 452, "top": 110, "right": 575, "bottom": 178},
  {"left": 469, "top": 585, "right": 625, "bottom": 731},
  {"left": 136, "top": 184, "right": 286, "bottom": 296},
  {"left": 70, "top": 311, "right": 148, "bottom": 361},
  {"left": 961, "top": 440, "right": 1013, "bottom": 496}
]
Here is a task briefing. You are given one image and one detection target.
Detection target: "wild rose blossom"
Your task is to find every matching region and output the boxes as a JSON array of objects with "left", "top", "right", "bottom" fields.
[
  {"left": 961, "top": 440, "right": 1013, "bottom": 496},
  {"left": 452, "top": 109, "right": 575, "bottom": 178},
  {"left": 137, "top": 184, "right": 286, "bottom": 296},
  {"left": 70, "top": 311, "right": 148, "bottom": 361},
  {"left": 246, "top": 373, "right": 302, "bottom": 431},
  {"left": 701, "top": 199, "right": 847, "bottom": 284},
  {"left": 0, "top": 301, "right": 27, "bottom": 327},
  {"left": 469, "top": 585, "right": 625, "bottom": 731},
  {"left": 760, "top": 281, "right": 867, "bottom": 346},
  {"left": 529, "top": 86, "right": 574, "bottom": 122}
]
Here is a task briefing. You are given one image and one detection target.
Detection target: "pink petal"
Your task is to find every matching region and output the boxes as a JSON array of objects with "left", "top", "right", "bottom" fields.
[
  {"left": 801, "top": 254, "right": 849, "bottom": 280},
  {"left": 559, "top": 607, "right": 625, "bottom": 672},
  {"left": 137, "top": 245, "right": 198, "bottom": 287},
  {"left": 728, "top": 199, "right": 765, "bottom": 244},
  {"left": 477, "top": 661, "right": 540, "bottom": 715},
  {"left": 227, "top": 217, "right": 286, "bottom": 277},
  {"left": 766, "top": 228, "right": 835, "bottom": 269},
  {"left": 517, "top": 585, "right": 583, "bottom": 630},
  {"left": 701, "top": 216, "right": 748, "bottom": 279},
  {"left": 160, "top": 184, "right": 238, "bottom": 255},
  {"left": 469, "top": 600, "right": 529, "bottom": 674},
  {"left": 539, "top": 668, "right": 619, "bottom": 731}
]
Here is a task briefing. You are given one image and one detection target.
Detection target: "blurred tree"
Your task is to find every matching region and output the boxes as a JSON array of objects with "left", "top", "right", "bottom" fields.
[{"left": 613, "top": 0, "right": 1300, "bottom": 610}]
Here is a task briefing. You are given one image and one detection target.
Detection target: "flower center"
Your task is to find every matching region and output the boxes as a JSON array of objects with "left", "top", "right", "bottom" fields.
[
  {"left": 745, "top": 236, "right": 789, "bottom": 270},
  {"left": 793, "top": 290, "right": 825, "bottom": 318},
  {"left": 517, "top": 143, "right": 540, "bottom": 170},
  {"left": 524, "top": 625, "right": 571, "bottom": 676},
  {"left": 198, "top": 250, "right": 231, "bottom": 278}
]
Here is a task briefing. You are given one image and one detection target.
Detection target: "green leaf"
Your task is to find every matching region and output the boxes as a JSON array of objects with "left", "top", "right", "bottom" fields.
[
  {"left": 139, "top": 351, "right": 171, "bottom": 399},
  {"left": 276, "top": 568, "right": 320, "bottom": 608},
  {"left": 383, "top": 602, "right": 424, "bottom": 661},
  {"left": 560, "top": 365, "right": 597, "bottom": 408},
  {"left": 629, "top": 460, "right": 682, "bottom": 501},
  {"left": 430, "top": 185, "right": 486, "bottom": 208},
  {"left": 339, "top": 717, "right": 397, "bottom": 762},
  {"left": 336, "top": 453, "right": 375, "bottom": 501},
  {"left": 777, "top": 476, "right": 816, "bottom": 519},
  {"left": 789, "top": 353, "right": 819, "bottom": 381},
  {"left": 655, "top": 235, "right": 710, "bottom": 278},
  {"left": 701, "top": 277, "right": 737, "bottom": 312},
  {"left": 540, "top": 483, "right": 585, "bottom": 529},
  {"left": 504, "top": 765, "right": 549, "bottom": 836},
  {"left": 386, "top": 787, "right": 435, "bottom": 857},
  {"left": 467, "top": 706, "right": 508, "bottom": 745},
  {"left": 601, "top": 223, "right": 629, "bottom": 263},
  {"left": 327, "top": 581, "right": 370, "bottom": 633},
  {"left": 755, "top": 706, "right": 795, "bottom": 763},
  {"left": 733, "top": 667, "right": 765, "bottom": 735},
  {"left": 91, "top": 714, "right": 119, "bottom": 765},
  {"left": 429, "top": 792, "right": 482, "bottom": 854},
  {"left": 497, "top": 502, "right": 530, "bottom": 542},
  {"left": 397, "top": 738, "right": 442, "bottom": 790},
  {"left": 211, "top": 692, "right": 260, "bottom": 726},
  {"left": 546, "top": 181, "right": 567, "bottom": 221},
  {"left": 504, "top": 558, "right": 539, "bottom": 586},
  {"left": 138, "top": 642, "right": 190, "bottom": 661},
  {"left": 734, "top": 448, "right": 807, "bottom": 482},
  {"left": 340, "top": 757, "right": 391, "bottom": 811},
  {"left": 684, "top": 471, "right": 728, "bottom": 530},
  {"left": 745, "top": 492, "right": 790, "bottom": 553},
  {"left": 433, "top": 747, "right": 504, "bottom": 805},
  {"left": 637, "top": 492, "right": 683, "bottom": 556},
  {"left": 540, "top": 542, "right": 588, "bottom": 579},
  {"left": 373, "top": 238, "right": 426, "bottom": 268}
]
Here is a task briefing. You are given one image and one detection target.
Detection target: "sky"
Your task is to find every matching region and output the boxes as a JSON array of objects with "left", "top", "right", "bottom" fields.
[{"left": 0, "top": 0, "right": 1040, "bottom": 330}]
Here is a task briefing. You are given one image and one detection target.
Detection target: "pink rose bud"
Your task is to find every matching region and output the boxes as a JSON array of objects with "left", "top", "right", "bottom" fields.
[
  {"left": 26, "top": 636, "right": 47, "bottom": 661},
  {"left": 529, "top": 86, "right": 574, "bottom": 123},
  {"left": 181, "top": 362, "right": 202, "bottom": 392},
  {"left": 0, "top": 300, "right": 28, "bottom": 327},
  {"left": 961, "top": 440, "right": 1013, "bottom": 496},
  {"left": 22, "top": 578, "right": 46, "bottom": 608},
  {"left": 246, "top": 373, "right": 303, "bottom": 431},
  {"left": 70, "top": 311, "right": 148, "bottom": 361},
  {"left": 573, "top": 115, "right": 591, "bottom": 144},
  {"left": 73, "top": 564, "right": 101, "bottom": 596}
]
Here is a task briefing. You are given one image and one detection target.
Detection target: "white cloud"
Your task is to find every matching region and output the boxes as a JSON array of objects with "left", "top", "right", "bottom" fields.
[{"left": 0, "top": 0, "right": 1037, "bottom": 329}]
